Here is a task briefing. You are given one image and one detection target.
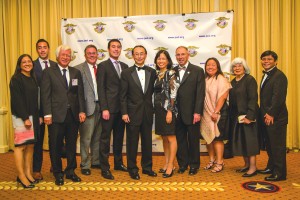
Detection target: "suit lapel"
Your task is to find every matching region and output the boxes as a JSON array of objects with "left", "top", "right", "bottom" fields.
[
  {"left": 180, "top": 65, "right": 191, "bottom": 84},
  {"left": 83, "top": 62, "right": 95, "bottom": 92},
  {"left": 109, "top": 59, "right": 120, "bottom": 78},
  {"left": 130, "top": 68, "right": 143, "bottom": 93},
  {"left": 144, "top": 68, "right": 151, "bottom": 94},
  {"left": 261, "top": 67, "right": 277, "bottom": 90},
  {"left": 54, "top": 65, "right": 68, "bottom": 90}
]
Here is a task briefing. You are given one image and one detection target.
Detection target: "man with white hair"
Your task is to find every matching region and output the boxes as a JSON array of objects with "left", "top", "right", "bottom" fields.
[{"left": 41, "top": 45, "right": 86, "bottom": 185}]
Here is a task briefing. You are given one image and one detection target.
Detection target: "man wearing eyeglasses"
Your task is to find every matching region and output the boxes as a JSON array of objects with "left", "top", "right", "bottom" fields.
[
  {"left": 74, "top": 44, "right": 102, "bottom": 176},
  {"left": 120, "top": 45, "right": 157, "bottom": 180}
]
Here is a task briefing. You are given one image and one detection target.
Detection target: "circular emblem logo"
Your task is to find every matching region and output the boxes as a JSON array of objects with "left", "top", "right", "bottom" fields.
[{"left": 242, "top": 181, "right": 280, "bottom": 193}]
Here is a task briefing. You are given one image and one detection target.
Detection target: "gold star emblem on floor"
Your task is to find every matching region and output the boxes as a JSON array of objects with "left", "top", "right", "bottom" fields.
[{"left": 248, "top": 183, "right": 272, "bottom": 190}]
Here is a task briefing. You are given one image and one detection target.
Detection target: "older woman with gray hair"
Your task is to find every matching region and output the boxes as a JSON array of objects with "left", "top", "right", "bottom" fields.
[{"left": 229, "top": 57, "right": 260, "bottom": 177}]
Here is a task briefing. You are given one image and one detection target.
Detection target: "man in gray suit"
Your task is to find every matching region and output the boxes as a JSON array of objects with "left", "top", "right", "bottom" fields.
[
  {"left": 41, "top": 45, "right": 86, "bottom": 186},
  {"left": 74, "top": 44, "right": 101, "bottom": 176}
]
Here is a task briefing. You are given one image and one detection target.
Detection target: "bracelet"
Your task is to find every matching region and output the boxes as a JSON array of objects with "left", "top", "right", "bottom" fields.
[{"left": 214, "top": 111, "right": 220, "bottom": 114}]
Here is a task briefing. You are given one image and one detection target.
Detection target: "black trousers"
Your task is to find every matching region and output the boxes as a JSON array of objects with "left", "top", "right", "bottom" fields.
[
  {"left": 48, "top": 109, "right": 79, "bottom": 177},
  {"left": 99, "top": 112, "right": 125, "bottom": 171},
  {"left": 175, "top": 115, "right": 200, "bottom": 169},
  {"left": 126, "top": 116, "right": 153, "bottom": 174},
  {"left": 33, "top": 123, "right": 45, "bottom": 172}
]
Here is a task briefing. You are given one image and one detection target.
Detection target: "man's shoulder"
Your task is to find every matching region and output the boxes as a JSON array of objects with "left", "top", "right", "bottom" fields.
[{"left": 74, "top": 62, "right": 86, "bottom": 70}]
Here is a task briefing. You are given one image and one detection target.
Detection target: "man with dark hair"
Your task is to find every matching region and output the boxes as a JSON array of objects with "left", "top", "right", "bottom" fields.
[
  {"left": 97, "top": 39, "right": 128, "bottom": 180},
  {"left": 257, "top": 50, "right": 288, "bottom": 181},
  {"left": 74, "top": 44, "right": 102, "bottom": 176},
  {"left": 32, "top": 39, "right": 56, "bottom": 181},
  {"left": 120, "top": 45, "right": 157, "bottom": 180}
]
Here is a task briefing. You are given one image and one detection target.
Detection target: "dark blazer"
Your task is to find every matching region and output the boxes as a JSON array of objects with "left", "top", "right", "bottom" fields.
[
  {"left": 41, "top": 64, "right": 85, "bottom": 123},
  {"left": 120, "top": 65, "right": 156, "bottom": 126},
  {"left": 260, "top": 67, "right": 288, "bottom": 124},
  {"left": 174, "top": 62, "right": 205, "bottom": 125},
  {"left": 97, "top": 59, "right": 128, "bottom": 113},
  {"left": 33, "top": 59, "right": 56, "bottom": 86},
  {"left": 230, "top": 74, "right": 258, "bottom": 121}
]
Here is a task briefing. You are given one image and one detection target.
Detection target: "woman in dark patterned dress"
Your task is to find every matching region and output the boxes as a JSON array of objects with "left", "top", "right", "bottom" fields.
[
  {"left": 10, "top": 54, "right": 39, "bottom": 188},
  {"left": 154, "top": 50, "right": 179, "bottom": 178}
]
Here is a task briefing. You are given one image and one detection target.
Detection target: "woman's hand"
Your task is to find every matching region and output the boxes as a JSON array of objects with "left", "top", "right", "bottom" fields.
[
  {"left": 211, "top": 113, "right": 219, "bottom": 122},
  {"left": 24, "top": 119, "right": 32, "bottom": 129},
  {"left": 166, "top": 111, "right": 172, "bottom": 124}
]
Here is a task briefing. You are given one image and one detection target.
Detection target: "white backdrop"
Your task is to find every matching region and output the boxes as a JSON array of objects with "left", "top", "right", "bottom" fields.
[{"left": 62, "top": 11, "right": 234, "bottom": 152}]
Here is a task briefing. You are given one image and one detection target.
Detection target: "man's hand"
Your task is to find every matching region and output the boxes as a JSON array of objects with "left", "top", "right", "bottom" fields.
[
  {"left": 193, "top": 113, "right": 201, "bottom": 124},
  {"left": 79, "top": 112, "right": 86, "bottom": 123},
  {"left": 44, "top": 116, "right": 52, "bottom": 125},
  {"left": 264, "top": 113, "right": 274, "bottom": 126},
  {"left": 102, "top": 110, "right": 110, "bottom": 120},
  {"left": 122, "top": 114, "right": 130, "bottom": 123}
]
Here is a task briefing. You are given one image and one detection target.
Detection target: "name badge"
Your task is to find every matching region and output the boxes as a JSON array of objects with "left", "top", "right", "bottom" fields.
[{"left": 72, "top": 79, "right": 78, "bottom": 86}]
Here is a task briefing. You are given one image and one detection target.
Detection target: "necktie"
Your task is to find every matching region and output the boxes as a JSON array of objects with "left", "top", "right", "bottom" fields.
[
  {"left": 44, "top": 61, "right": 48, "bottom": 68},
  {"left": 178, "top": 66, "right": 186, "bottom": 71},
  {"left": 114, "top": 61, "right": 121, "bottom": 77},
  {"left": 262, "top": 70, "right": 270, "bottom": 75},
  {"left": 137, "top": 66, "right": 145, "bottom": 71},
  {"left": 93, "top": 65, "right": 97, "bottom": 76},
  {"left": 62, "top": 69, "right": 68, "bottom": 88}
]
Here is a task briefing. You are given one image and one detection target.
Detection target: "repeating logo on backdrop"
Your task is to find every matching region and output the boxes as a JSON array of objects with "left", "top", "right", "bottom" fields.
[
  {"left": 71, "top": 51, "right": 77, "bottom": 61},
  {"left": 217, "top": 44, "right": 231, "bottom": 56},
  {"left": 124, "top": 48, "right": 133, "bottom": 59},
  {"left": 123, "top": 21, "right": 136, "bottom": 32},
  {"left": 93, "top": 22, "right": 106, "bottom": 34},
  {"left": 187, "top": 46, "right": 199, "bottom": 57},
  {"left": 64, "top": 24, "right": 77, "bottom": 35},
  {"left": 97, "top": 49, "right": 107, "bottom": 60},
  {"left": 153, "top": 20, "right": 167, "bottom": 31},
  {"left": 215, "top": 17, "right": 229, "bottom": 28},
  {"left": 184, "top": 19, "right": 198, "bottom": 30}
]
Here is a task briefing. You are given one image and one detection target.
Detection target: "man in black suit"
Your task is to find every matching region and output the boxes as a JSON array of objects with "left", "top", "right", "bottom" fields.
[
  {"left": 75, "top": 44, "right": 102, "bottom": 176},
  {"left": 41, "top": 45, "right": 86, "bottom": 185},
  {"left": 97, "top": 39, "right": 128, "bottom": 180},
  {"left": 120, "top": 45, "right": 157, "bottom": 180},
  {"left": 32, "top": 39, "right": 56, "bottom": 181},
  {"left": 174, "top": 46, "right": 205, "bottom": 175},
  {"left": 257, "top": 50, "right": 288, "bottom": 181}
]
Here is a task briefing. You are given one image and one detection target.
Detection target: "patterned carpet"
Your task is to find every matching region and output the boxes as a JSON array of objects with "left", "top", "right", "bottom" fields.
[{"left": 0, "top": 151, "right": 299, "bottom": 199}]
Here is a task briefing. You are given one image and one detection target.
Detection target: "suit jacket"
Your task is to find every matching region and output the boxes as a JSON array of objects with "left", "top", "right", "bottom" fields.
[
  {"left": 97, "top": 59, "right": 128, "bottom": 114},
  {"left": 174, "top": 62, "right": 205, "bottom": 125},
  {"left": 74, "top": 61, "right": 98, "bottom": 116},
  {"left": 260, "top": 67, "right": 288, "bottom": 124},
  {"left": 41, "top": 64, "right": 85, "bottom": 123},
  {"left": 33, "top": 59, "right": 56, "bottom": 86},
  {"left": 120, "top": 65, "right": 156, "bottom": 126},
  {"left": 229, "top": 74, "right": 259, "bottom": 121}
]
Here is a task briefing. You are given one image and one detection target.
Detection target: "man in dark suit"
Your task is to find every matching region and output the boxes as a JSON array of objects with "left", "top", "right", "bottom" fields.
[
  {"left": 174, "top": 46, "right": 205, "bottom": 175},
  {"left": 32, "top": 39, "right": 56, "bottom": 181},
  {"left": 97, "top": 39, "right": 128, "bottom": 180},
  {"left": 120, "top": 45, "right": 157, "bottom": 180},
  {"left": 74, "top": 44, "right": 101, "bottom": 176},
  {"left": 257, "top": 50, "right": 288, "bottom": 181},
  {"left": 41, "top": 45, "right": 86, "bottom": 186}
]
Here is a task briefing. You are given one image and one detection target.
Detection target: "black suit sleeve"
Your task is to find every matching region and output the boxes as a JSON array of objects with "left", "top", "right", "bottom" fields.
[
  {"left": 41, "top": 68, "right": 52, "bottom": 116},
  {"left": 77, "top": 70, "right": 85, "bottom": 113},
  {"left": 194, "top": 67, "right": 205, "bottom": 115},
  {"left": 245, "top": 76, "right": 258, "bottom": 120},
  {"left": 120, "top": 70, "right": 128, "bottom": 115},
  {"left": 97, "top": 63, "right": 108, "bottom": 111}
]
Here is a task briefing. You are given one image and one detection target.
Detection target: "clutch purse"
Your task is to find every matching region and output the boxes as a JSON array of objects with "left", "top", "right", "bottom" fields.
[{"left": 12, "top": 115, "right": 34, "bottom": 145}]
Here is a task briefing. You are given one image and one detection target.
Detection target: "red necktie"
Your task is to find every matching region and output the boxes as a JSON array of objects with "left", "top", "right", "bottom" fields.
[
  {"left": 93, "top": 65, "right": 97, "bottom": 76},
  {"left": 44, "top": 61, "right": 48, "bottom": 68}
]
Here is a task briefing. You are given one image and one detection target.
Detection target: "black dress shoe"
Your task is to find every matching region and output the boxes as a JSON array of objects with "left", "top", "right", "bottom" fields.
[
  {"left": 189, "top": 168, "right": 198, "bottom": 175},
  {"left": 81, "top": 169, "right": 91, "bottom": 175},
  {"left": 55, "top": 176, "right": 64, "bottom": 186},
  {"left": 66, "top": 173, "right": 81, "bottom": 182},
  {"left": 159, "top": 168, "right": 166, "bottom": 173},
  {"left": 101, "top": 170, "right": 114, "bottom": 180},
  {"left": 242, "top": 171, "right": 257, "bottom": 177},
  {"left": 142, "top": 170, "right": 157, "bottom": 177},
  {"left": 236, "top": 167, "right": 250, "bottom": 173},
  {"left": 264, "top": 174, "right": 286, "bottom": 181},
  {"left": 129, "top": 172, "right": 140, "bottom": 180},
  {"left": 257, "top": 168, "right": 272, "bottom": 174},
  {"left": 114, "top": 164, "right": 128, "bottom": 172},
  {"left": 177, "top": 167, "right": 187, "bottom": 174},
  {"left": 91, "top": 164, "right": 101, "bottom": 169}
]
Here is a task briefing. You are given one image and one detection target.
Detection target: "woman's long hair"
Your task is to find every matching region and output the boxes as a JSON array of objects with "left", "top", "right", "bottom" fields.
[{"left": 204, "top": 57, "right": 224, "bottom": 79}]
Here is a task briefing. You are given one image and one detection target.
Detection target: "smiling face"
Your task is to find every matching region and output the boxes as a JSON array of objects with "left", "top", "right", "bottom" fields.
[
  {"left": 36, "top": 41, "right": 49, "bottom": 60},
  {"left": 108, "top": 41, "right": 122, "bottom": 60},
  {"left": 205, "top": 59, "right": 218, "bottom": 77},
  {"left": 232, "top": 63, "right": 245, "bottom": 76},
  {"left": 261, "top": 55, "right": 277, "bottom": 71},
  {"left": 133, "top": 47, "right": 147, "bottom": 67},
  {"left": 156, "top": 53, "right": 168, "bottom": 71},
  {"left": 57, "top": 49, "right": 71, "bottom": 68},
  {"left": 175, "top": 47, "right": 189, "bottom": 66},
  {"left": 84, "top": 46, "right": 97, "bottom": 65},
  {"left": 20, "top": 56, "right": 33, "bottom": 76}
]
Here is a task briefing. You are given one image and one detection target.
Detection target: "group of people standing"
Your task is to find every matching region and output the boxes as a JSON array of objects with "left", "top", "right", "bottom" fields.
[{"left": 9, "top": 38, "right": 288, "bottom": 189}]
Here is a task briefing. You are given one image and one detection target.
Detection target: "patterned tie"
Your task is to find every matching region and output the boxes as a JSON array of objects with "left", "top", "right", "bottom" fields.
[
  {"left": 114, "top": 61, "right": 121, "bottom": 77},
  {"left": 44, "top": 61, "right": 48, "bottom": 68},
  {"left": 93, "top": 65, "right": 97, "bottom": 76},
  {"left": 62, "top": 69, "right": 68, "bottom": 88},
  {"left": 178, "top": 66, "right": 186, "bottom": 71}
]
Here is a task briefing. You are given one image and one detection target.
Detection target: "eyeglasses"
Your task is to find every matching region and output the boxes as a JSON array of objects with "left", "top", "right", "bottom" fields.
[{"left": 86, "top": 52, "right": 97, "bottom": 56}]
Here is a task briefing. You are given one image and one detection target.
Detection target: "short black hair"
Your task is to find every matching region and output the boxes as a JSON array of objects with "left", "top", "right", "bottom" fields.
[
  {"left": 154, "top": 50, "right": 173, "bottom": 70},
  {"left": 36, "top": 39, "right": 50, "bottom": 49},
  {"left": 108, "top": 39, "right": 122, "bottom": 49},
  {"left": 132, "top": 45, "right": 147, "bottom": 55},
  {"left": 260, "top": 50, "right": 278, "bottom": 61}
]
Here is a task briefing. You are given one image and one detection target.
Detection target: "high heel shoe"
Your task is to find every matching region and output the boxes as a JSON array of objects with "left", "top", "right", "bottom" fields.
[
  {"left": 162, "top": 169, "right": 174, "bottom": 178},
  {"left": 27, "top": 177, "right": 39, "bottom": 184},
  {"left": 16, "top": 177, "right": 35, "bottom": 189},
  {"left": 159, "top": 168, "right": 166, "bottom": 173}
]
